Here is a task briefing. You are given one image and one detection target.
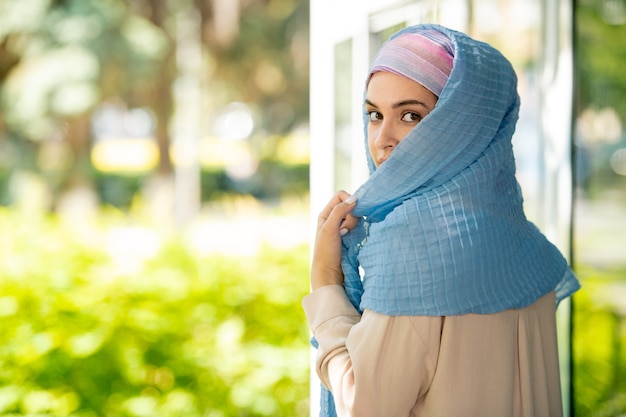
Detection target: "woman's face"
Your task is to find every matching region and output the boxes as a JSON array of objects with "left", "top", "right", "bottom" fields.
[{"left": 365, "top": 71, "right": 437, "bottom": 167}]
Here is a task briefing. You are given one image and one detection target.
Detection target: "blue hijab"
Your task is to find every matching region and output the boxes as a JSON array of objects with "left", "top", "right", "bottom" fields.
[{"left": 317, "top": 23, "right": 579, "bottom": 416}]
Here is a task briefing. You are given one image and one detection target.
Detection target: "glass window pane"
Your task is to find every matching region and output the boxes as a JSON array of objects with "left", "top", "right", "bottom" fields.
[{"left": 334, "top": 39, "right": 353, "bottom": 192}]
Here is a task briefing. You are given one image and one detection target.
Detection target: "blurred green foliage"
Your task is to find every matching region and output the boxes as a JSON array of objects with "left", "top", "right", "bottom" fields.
[
  {"left": 573, "top": 266, "right": 626, "bottom": 417},
  {"left": 0, "top": 208, "right": 311, "bottom": 416},
  {"left": 92, "top": 162, "right": 310, "bottom": 210},
  {"left": 576, "top": 0, "right": 626, "bottom": 120},
  {"left": 573, "top": 3, "right": 626, "bottom": 417},
  {"left": 574, "top": 1, "right": 626, "bottom": 196}
]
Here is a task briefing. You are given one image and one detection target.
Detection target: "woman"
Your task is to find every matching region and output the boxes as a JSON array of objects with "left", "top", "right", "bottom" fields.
[{"left": 303, "top": 24, "right": 580, "bottom": 417}]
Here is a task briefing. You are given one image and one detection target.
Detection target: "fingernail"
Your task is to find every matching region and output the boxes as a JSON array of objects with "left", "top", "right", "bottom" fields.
[
  {"left": 345, "top": 195, "right": 357, "bottom": 204},
  {"left": 340, "top": 228, "right": 349, "bottom": 236}
]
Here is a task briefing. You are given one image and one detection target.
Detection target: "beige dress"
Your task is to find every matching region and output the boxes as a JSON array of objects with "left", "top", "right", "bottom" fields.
[{"left": 303, "top": 285, "right": 563, "bottom": 417}]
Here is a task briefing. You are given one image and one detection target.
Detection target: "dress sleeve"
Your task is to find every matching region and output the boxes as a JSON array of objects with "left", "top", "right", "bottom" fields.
[{"left": 303, "top": 285, "right": 442, "bottom": 417}]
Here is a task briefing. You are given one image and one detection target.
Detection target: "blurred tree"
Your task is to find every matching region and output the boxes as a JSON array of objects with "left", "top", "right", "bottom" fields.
[
  {"left": 575, "top": 0, "right": 626, "bottom": 118},
  {"left": 574, "top": 0, "right": 626, "bottom": 194},
  {"left": 197, "top": 0, "right": 310, "bottom": 134},
  {"left": 0, "top": 0, "right": 175, "bottom": 205},
  {"left": 128, "top": 0, "right": 175, "bottom": 176},
  {"left": 0, "top": 0, "right": 310, "bottom": 209}
]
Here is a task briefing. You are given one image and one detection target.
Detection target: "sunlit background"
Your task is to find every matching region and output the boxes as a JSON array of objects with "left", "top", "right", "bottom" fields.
[
  {"left": 0, "top": 0, "right": 625, "bottom": 416},
  {"left": 1, "top": 0, "right": 311, "bottom": 416}
]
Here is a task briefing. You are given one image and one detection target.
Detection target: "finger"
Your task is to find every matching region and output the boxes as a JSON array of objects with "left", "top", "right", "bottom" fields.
[
  {"left": 317, "top": 191, "right": 355, "bottom": 223},
  {"left": 317, "top": 191, "right": 346, "bottom": 221},
  {"left": 322, "top": 197, "right": 357, "bottom": 232},
  {"left": 336, "top": 190, "right": 354, "bottom": 203},
  {"left": 340, "top": 213, "right": 359, "bottom": 231}
]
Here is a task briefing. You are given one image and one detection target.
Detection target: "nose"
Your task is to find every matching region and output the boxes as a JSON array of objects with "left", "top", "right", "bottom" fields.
[{"left": 373, "top": 120, "right": 399, "bottom": 150}]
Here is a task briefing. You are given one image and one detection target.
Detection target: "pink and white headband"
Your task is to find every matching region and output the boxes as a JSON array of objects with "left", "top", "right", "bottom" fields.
[{"left": 368, "top": 30, "right": 455, "bottom": 97}]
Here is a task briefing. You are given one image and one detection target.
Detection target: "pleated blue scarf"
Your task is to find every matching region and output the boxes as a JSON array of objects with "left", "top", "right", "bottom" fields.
[{"left": 316, "top": 24, "right": 580, "bottom": 416}]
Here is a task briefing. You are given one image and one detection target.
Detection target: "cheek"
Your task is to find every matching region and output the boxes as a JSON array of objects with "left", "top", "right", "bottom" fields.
[
  {"left": 367, "top": 144, "right": 381, "bottom": 168},
  {"left": 397, "top": 126, "right": 415, "bottom": 143},
  {"left": 367, "top": 127, "right": 376, "bottom": 154}
]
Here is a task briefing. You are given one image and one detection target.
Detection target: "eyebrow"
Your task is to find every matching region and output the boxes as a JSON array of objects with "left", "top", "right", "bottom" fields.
[{"left": 365, "top": 98, "right": 432, "bottom": 110}]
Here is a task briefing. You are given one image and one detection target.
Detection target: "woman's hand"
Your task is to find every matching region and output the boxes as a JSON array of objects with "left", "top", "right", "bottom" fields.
[{"left": 310, "top": 191, "right": 359, "bottom": 291}]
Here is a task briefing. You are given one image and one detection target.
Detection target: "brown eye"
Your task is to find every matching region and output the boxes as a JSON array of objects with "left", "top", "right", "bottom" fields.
[
  {"left": 368, "top": 111, "right": 383, "bottom": 122},
  {"left": 401, "top": 112, "right": 422, "bottom": 122}
]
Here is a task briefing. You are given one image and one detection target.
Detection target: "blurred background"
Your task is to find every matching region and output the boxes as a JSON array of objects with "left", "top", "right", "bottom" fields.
[
  {"left": 0, "top": 0, "right": 310, "bottom": 218},
  {"left": 0, "top": 0, "right": 624, "bottom": 416},
  {"left": 1, "top": 0, "right": 311, "bottom": 416}
]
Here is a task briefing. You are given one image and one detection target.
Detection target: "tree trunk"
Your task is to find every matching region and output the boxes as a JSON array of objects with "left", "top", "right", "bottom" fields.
[{"left": 147, "top": 0, "right": 174, "bottom": 176}]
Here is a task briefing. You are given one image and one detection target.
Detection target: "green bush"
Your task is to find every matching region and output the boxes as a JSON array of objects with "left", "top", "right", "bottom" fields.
[
  {"left": 0, "top": 208, "right": 311, "bottom": 416},
  {"left": 573, "top": 265, "right": 626, "bottom": 417}
]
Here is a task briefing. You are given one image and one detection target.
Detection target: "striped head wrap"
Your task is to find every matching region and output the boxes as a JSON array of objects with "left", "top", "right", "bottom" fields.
[{"left": 368, "top": 30, "right": 454, "bottom": 96}]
